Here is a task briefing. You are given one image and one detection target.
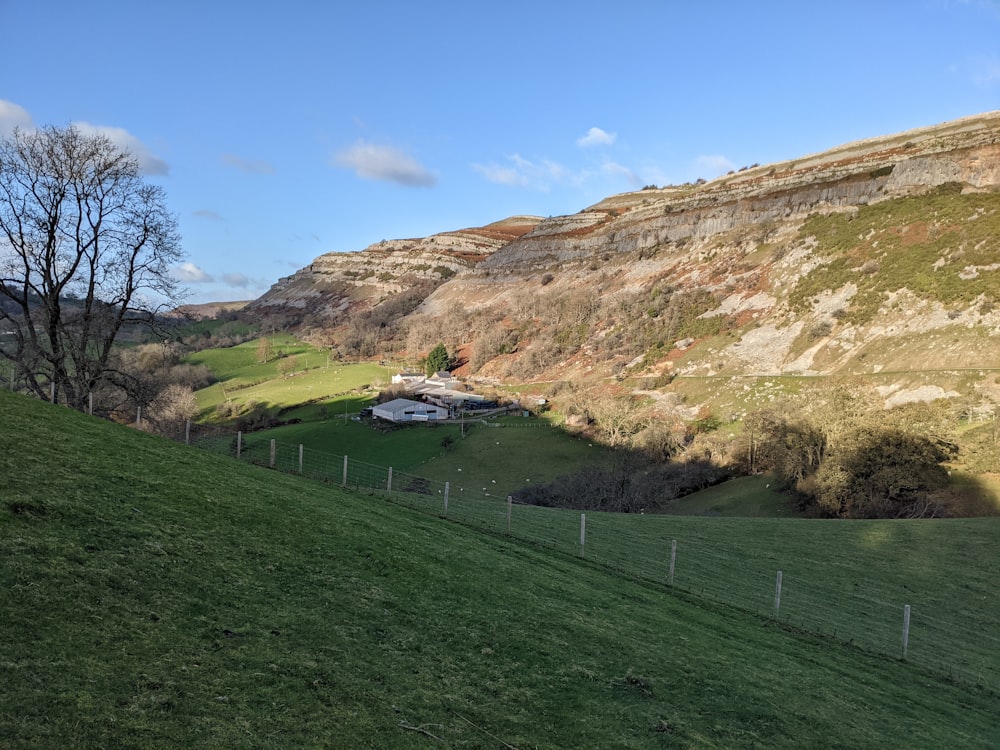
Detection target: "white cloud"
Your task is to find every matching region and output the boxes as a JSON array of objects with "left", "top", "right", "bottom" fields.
[
  {"left": 193, "top": 209, "right": 224, "bottom": 221},
  {"left": 637, "top": 165, "right": 672, "bottom": 187},
  {"left": 602, "top": 161, "right": 642, "bottom": 187},
  {"left": 222, "top": 272, "right": 251, "bottom": 288},
  {"left": 472, "top": 162, "right": 527, "bottom": 186},
  {"left": 692, "top": 154, "right": 736, "bottom": 179},
  {"left": 472, "top": 153, "right": 587, "bottom": 191},
  {"left": 334, "top": 141, "right": 437, "bottom": 187},
  {"left": 0, "top": 100, "right": 33, "bottom": 136},
  {"left": 174, "top": 262, "right": 214, "bottom": 283},
  {"left": 221, "top": 153, "right": 276, "bottom": 174},
  {"left": 72, "top": 121, "right": 169, "bottom": 176},
  {"left": 0, "top": 104, "right": 169, "bottom": 175},
  {"left": 577, "top": 127, "right": 617, "bottom": 148}
]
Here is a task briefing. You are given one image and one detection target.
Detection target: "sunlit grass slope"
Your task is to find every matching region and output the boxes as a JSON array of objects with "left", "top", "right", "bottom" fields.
[
  {"left": 2, "top": 390, "right": 998, "bottom": 748},
  {"left": 665, "top": 474, "right": 797, "bottom": 516},
  {"left": 188, "top": 337, "right": 386, "bottom": 418}
]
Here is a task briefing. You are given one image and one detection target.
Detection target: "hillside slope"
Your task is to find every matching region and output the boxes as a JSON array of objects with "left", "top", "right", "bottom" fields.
[
  {"left": 247, "top": 215, "right": 541, "bottom": 324},
  {"left": 3, "top": 390, "right": 999, "bottom": 747},
  {"left": 250, "top": 112, "right": 1000, "bottom": 421}
]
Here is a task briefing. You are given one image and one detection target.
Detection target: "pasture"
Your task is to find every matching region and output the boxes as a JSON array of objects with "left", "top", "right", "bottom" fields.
[
  {"left": 187, "top": 337, "right": 387, "bottom": 419},
  {"left": 3, "top": 389, "right": 999, "bottom": 747},
  {"left": 0, "top": 393, "right": 1000, "bottom": 748},
  {"left": 189, "top": 337, "right": 609, "bottom": 497}
]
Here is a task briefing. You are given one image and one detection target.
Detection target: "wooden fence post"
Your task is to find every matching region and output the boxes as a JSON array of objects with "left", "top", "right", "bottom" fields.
[
  {"left": 387, "top": 466, "right": 393, "bottom": 492},
  {"left": 269, "top": 439, "right": 276, "bottom": 467},
  {"left": 88, "top": 392, "right": 94, "bottom": 416},
  {"left": 669, "top": 539, "right": 677, "bottom": 586},
  {"left": 136, "top": 406, "right": 142, "bottom": 428},
  {"left": 185, "top": 419, "right": 191, "bottom": 445},
  {"left": 580, "top": 513, "right": 586, "bottom": 556},
  {"left": 507, "top": 496, "right": 512, "bottom": 533},
  {"left": 342, "top": 455, "right": 348, "bottom": 486},
  {"left": 774, "top": 570, "right": 783, "bottom": 617},
  {"left": 444, "top": 481, "right": 450, "bottom": 514},
  {"left": 902, "top": 604, "right": 911, "bottom": 659},
  {"left": 298, "top": 444, "right": 304, "bottom": 473},
  {"left": 50, "top": 382, "right": 55, "bottom": 403}
]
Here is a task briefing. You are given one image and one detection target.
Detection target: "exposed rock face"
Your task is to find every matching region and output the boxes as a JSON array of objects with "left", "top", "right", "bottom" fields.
[
  {"left": 247, "top": 216, "right": 541, "bottom": 320},
  {"left": 248, "top": 112, "right": 1000, "bottom": 408},
  {"left": 478, "top": 114, "right": 1000, "bottom": 272}
]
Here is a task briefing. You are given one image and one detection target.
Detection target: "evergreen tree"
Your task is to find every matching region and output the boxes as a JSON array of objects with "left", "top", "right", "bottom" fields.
[{"left": 425, "top": 343, "right": 451, "bottom": 376}]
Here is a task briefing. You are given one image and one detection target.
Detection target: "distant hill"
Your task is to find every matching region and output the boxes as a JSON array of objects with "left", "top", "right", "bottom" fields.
[
  {"left": 247, "top": 215, "right": 541, "bottom": 324},
  {"left": 172, "top": 300, "right": 250, "bottom": 320},
  {"left": 248, "top": 111, "right": 1000, "bottom": 417}
]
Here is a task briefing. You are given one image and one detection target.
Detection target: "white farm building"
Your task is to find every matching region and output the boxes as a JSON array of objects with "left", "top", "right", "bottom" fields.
[{"left": 372, "top": 398, "right": 449, "bottom": 423}]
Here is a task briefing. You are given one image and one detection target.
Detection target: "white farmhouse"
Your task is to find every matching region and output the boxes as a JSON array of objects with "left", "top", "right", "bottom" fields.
[
  {"left": 372, "top": 398, "right": 449, "bottom": 423},
  {"left": 391, "top": 371, "right": 425, "bottom": 386}
]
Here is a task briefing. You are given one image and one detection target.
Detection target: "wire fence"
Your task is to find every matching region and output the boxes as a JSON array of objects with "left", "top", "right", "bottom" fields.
[{"left": 178, "top": 424, "right": 1000, "bottom": 695}]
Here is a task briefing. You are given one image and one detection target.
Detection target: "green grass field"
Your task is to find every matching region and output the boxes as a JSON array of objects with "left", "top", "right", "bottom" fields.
[
  {"left": 415, "top": 418, "right": 602, "bottom": 497},
  {"left": 665, "top": 475, "right": 796, "bottom": 516},
  {"left": 188, "top": 338, "right": 388, "bottom": 420},
  {"left": 3, "top": 390, "right": 999, "bottom": 747},
  {"left": 236, "top": 419, "right": 466, "bottom": 473},
  {"left": 189, "top": 336, "right": 609, "bottom": 498},
  {"left": 222, "top": 416, "right": 603, "bottom": 499}
]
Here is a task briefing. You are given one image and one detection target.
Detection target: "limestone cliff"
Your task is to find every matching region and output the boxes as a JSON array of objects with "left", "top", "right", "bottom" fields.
[
  {"left": 249, "top": 112, "right": 1000, "bottom": 413},
  {"left": 247, "top": 216, "right": 541, "bottom": 320}
]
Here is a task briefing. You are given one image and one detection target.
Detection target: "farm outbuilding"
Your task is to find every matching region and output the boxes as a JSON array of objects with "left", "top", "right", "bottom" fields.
[{"left": 372, "top": 398, "right": 449, "bottom": 423}]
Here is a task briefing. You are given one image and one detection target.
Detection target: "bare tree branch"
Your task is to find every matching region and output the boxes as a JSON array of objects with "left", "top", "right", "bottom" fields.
[{"left": 0, "top": 125, "right": 184, "bottom": 408}]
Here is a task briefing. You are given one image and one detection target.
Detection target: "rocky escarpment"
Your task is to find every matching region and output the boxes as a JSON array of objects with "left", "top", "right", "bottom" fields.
[
  {"left": 405, "top": 112, "right": 1000, "bottom": 403},
  {"left": 478, "top": 112, "right": 1000, "bottom": 272},
  {"left": 247, "top": 216, "right": 541, "bottom": 320},
  {"left": 248, "top": 112, "right": 1000, "bottom": 416}
]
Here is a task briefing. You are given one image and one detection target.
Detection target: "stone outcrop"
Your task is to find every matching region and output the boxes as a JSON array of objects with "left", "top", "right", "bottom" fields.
[
  {"left": 247, "top": 216, "right": 541, "bottom": 319},
  {"left": 478, "top": 113, "right": 1000, "bottom": 271},
  {"left": 248, "top": 112, "right": 1000, "bottom": 403}
]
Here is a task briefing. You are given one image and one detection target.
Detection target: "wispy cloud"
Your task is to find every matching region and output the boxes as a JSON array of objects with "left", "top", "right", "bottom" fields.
[
  {"left": 577, "top": 127, "right": 617, "bottom": 148},
  {"left": 222, "top": 272, "right": 251, "bottom": 288},
  {"left": 0, "top": 99, "right": 33, "bottom": 136},
  {"left": 947, "top": 0, "right": 1000, "bottom": 18},
  {"left": 969, "top": 53, "right": 1000, "bottom": 85},
  {"left": 472, "top": 153, "right": 587, "bottom": 191},
  {"left": 692, "top": 154, "right": 736, "bottom": 179},
  {"left": 72, "top": 121, "right": 169, "bottom": 176},
  {"left": 471, "top": 162, "right": 525, "bottom": 187},
  {"left": 602, "top": 161, "right": 642, "bottom": 187},
  {"left": 334, "top": 140, "right": 437, "bottom": 187},
  {"left": 221, "top": 153, "right": 276, "bottom": 174},
  {"left": 193, "top": 209, "right": 224, "bottom": 221},
  {"left": 0, "top": 102, "right": 168, "bottom": 176},
  {"left": 174, "top": 262, "right": 214, "bottom": 283},
  {"left": 221, "top": 272, "right": 272, "bottom": 291}
]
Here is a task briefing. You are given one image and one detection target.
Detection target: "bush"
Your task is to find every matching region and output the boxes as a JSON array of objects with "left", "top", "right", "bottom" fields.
[{"left": 512, "top": 454, "right": 725, "bottom": 513}]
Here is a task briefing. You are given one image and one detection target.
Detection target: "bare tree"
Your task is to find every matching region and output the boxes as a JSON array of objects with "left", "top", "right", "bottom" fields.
[
  {"left": 256, "top": 337, "right": 274, "bottom": 363},
  {"left": 585, "top": 394, "right": 652, "bottom": 448},
  {"left": 0, "top": 125, "right": 184, "bottom": 409}
]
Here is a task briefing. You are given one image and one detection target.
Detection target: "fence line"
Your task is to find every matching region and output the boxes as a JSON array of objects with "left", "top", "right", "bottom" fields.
[{"left": 171, "top": 427, "right": 1000, "bottom": 694}]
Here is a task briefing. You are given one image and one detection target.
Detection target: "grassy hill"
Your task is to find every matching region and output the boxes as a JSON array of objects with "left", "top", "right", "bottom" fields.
[
  {"left": 187, "top": 335, "right": 386, "bottom": 420},
  {"left": 4, "top": 390, "right": 998, "bottom": 748}
]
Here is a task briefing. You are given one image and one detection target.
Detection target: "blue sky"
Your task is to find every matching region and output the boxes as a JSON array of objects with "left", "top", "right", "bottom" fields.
[{"left": 2, "top": 0, "right": 999, "bottom": 304}]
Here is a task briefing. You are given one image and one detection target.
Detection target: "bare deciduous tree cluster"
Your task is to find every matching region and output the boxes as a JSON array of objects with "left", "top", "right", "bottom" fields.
[
  {"left": 731, "top": 385, "right": 959, "bottom": 518},
  {"left": 0, "top": 125, "right": 184, "bottom": 408}
]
